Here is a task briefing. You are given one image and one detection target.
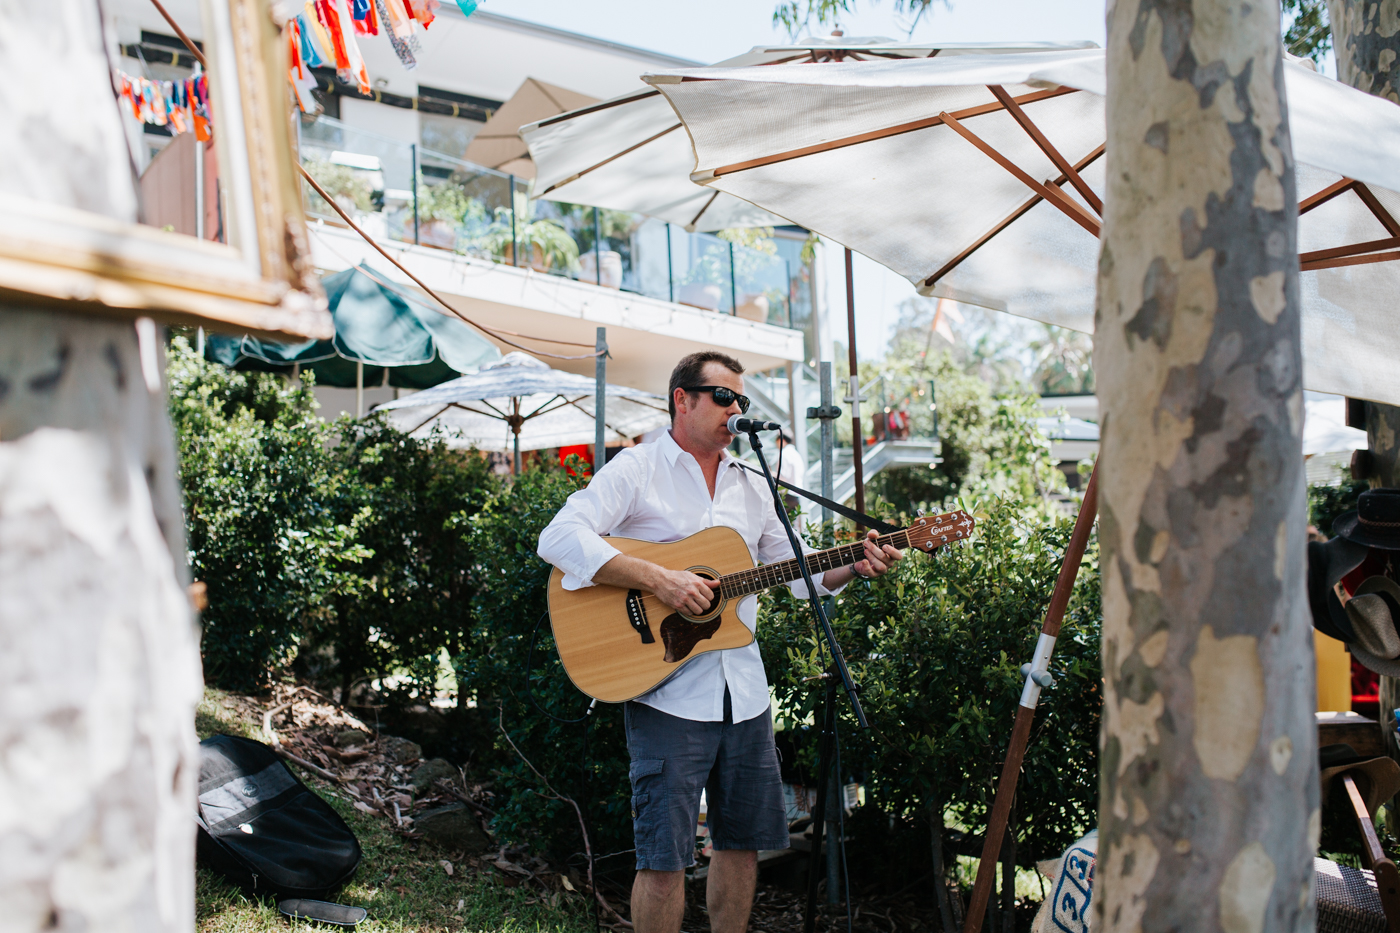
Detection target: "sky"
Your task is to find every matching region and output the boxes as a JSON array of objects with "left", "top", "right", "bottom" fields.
[{"left": 485, "top": 0, "right": 1111, "bottom": 361}]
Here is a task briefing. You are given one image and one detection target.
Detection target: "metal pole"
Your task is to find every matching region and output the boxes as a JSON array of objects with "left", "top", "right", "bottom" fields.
[
  {"left": 513, "top": 399, "right": 522, "bottom": 475},
  {"left": 819, "top": 362, "right": 835, "bottom": 541},
  {"left": 666, "top": 223, "right": 674, "bottom": 302},
  {"left": 355, "top": 359, "right": 364, "bottom": 419},
  {"left": 825, "top": 760, "right": 841, "bottom": 905},
  {"left": 595, "top": 327, "right": 607, "bottom": 473},
  {"left": 930, "top": 379, "right": 939, "bottom": 440},
  {"left": 728, "top": 240, "right": 738, "bottom": 314},
  {"left": 785, "top": 257, "right": 794, "bottom": 328},
  {"left": 844, "top": 248, "right": 866, "bottom": 526},
  {"left": 593, "top": 207, "right": 602, "bottom": 285},
  {"left": 508, "top": 174, "right": 518, "bottom": 266},
  {"left": 411, "top": 143, "right": 420, "bottom": 246}
]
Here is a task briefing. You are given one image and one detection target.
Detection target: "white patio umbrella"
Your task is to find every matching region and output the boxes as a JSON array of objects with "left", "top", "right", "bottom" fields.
[
  {"left": 372, "top": 352, "right": 670, "bottom": 472},
  {"left": 643, "top": 49, "right": 1400, "bottom": 407},
  {"left": 521, "top": 37, "right": 1096, "bottom": 232}
]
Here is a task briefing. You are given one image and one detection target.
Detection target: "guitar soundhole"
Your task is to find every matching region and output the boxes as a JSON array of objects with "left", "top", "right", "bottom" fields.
[{"left": 660, "top": 613, "right": 722, "bottom": 664}]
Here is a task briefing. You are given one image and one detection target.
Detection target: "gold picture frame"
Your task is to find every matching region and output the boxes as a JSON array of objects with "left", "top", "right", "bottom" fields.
[{"left": 0, "top": 0, "right": 332, "bottom": 341}]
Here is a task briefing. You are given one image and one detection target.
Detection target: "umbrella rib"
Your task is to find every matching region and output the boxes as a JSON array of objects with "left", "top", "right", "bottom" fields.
[
  {"left": 408, "top": 405, "right": 452, "bottom": 434},
  {"left": 701, "top": 86, "right": 1077, "bottom": 179},
  {"left": 562, "top": 396, "right": 632, "bottom": 441},
  {"left": 923, "top": 143, "right": 1104, "bottom": 289},
  {"left": 534, "top": 89, "right": 661, "bottom": 128},
  {"left": 1352, "top": 182, "right": 1400, "bottom": 237},
  {"left": 938, "top": 110, "right": 1101, "bottom": 237},
  {"left": 689, "top": 190, "right": 722, "bottom": 228},
  {"left": 524, "top": 395, "right": 576, "bottom": 419},
  {"left": 1302, "top": 248, "right": 1400, "bottom": 272},
  {"left": 538, "top": 124, "right": 685, "bottom": 196},
  {"left": 474, "top": 399, "right": 512, "bottom": 419},
  {"left": 1300, "top": 178, "right": 1357, "bottom": 215},
  {"left": 987, "top": 85, "right": 1103, "bottom": 215},
  {"left": 1300, "top": 235, "right": 1400, "bottom": 265}
]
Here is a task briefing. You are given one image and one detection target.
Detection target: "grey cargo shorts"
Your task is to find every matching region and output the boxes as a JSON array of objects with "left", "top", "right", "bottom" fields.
[{"left": 624, "top": 690, "right": 789, "bottom": 872}]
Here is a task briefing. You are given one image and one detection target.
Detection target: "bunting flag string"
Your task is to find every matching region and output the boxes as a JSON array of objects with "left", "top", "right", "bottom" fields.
[
  {"left": 284, "top": 0, "right": 443, "bottom": 113},
  {"left": 118, "top": 66, "right": 212, "bottom": 141}
]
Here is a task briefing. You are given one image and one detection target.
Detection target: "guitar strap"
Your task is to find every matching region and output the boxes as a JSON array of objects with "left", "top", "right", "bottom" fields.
[{"left": 728, "top": 459, "right": 902, "bottom": 535}]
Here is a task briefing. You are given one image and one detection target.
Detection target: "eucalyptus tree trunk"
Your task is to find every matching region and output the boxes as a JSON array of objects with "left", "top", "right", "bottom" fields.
[
  {"left": 0, "top": 2, "right": 201, "bottom": 930},
  {"left": 1327, "top": 0, "right": 1400, "bottom": 824},
  {"left": 1095, "top": 1, "right": 1315, "bottom": 931}
]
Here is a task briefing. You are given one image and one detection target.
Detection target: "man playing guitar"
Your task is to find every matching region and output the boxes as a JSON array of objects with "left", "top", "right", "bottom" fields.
[{"left": 537, "top": 351, "right": 902, "bottom": 933}]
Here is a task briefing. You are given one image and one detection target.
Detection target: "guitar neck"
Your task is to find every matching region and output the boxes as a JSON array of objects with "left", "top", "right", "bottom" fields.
[{"left": 719, "top": 530, "right": 912, "bottom": 600}]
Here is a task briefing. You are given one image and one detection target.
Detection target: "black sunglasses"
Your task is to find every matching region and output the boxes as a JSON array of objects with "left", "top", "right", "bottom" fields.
[{"left": 683, "top": 385, "right": 750, "bottom": 413}]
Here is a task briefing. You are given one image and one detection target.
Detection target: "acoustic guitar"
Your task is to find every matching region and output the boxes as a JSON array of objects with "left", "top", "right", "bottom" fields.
[{"left": 547, "top": 510, "right": 974, "bottom": 702}]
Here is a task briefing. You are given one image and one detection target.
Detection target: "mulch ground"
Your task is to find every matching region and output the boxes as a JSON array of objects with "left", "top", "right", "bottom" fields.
[{"left": 234, "top": 685, "right": 976, "bottom": 933}]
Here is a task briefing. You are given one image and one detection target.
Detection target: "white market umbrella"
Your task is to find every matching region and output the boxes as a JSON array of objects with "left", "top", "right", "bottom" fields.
[
  {"left": 373, "top": 352, "right": 670, "bottom": 471},
  {"left": 522, "top": 37, "right": 1095, "bottom": 232},
  {"left": 643, "top": 49, "right": 1400, "bottom": 407}
]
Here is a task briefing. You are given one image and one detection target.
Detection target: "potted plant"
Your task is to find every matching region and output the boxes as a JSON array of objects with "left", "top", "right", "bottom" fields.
[{"left": 476, "top": 192, "right": 580, "bottom": 273}]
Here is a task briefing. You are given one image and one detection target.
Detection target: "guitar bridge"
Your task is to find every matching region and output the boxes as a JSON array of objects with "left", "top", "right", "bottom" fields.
[{"left": 626, "top": 590, "right": 655, "bottom": 644}]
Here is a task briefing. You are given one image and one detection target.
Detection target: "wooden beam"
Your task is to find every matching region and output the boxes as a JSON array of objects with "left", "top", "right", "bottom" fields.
[
  {"left": 1301, "top": 248, "right": 1400, "bottom": 272},
  {"left": 922, "top": 143, "right": 1104, "bottom": 288},
  {"left": 938, "top": 110, "right": 1101, "bottom": 237},
  {"left": 987, "top": 84, "right": 1103, "bottom": 215},
  {"left": 1299, "top": 178, "right": 1357, "bottom": 215},
  {"left": 1299, "top": 235, "right": 1400, "bottom": 265},
  {"left": 538, "top": 123, "right": 684, "bottom": 196},
  {"left": 705, "top": 87, "right": 1079, "bottom": 179},
  {"left": 1353, "top": 182, "right": 1400, "bottom": 237}
]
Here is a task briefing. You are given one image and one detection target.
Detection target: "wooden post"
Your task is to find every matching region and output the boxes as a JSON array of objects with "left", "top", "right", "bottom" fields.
[{"left": 1096, "top": 1, "right": 1315, "bottom": 930}]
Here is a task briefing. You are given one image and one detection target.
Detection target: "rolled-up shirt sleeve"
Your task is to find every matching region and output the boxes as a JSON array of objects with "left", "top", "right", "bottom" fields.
[
  {"left": 754, "top": 486, "right": 847, "bottom": 600},
  {"left": 537, "top": 457, "right": 641, "bottom": 590}
]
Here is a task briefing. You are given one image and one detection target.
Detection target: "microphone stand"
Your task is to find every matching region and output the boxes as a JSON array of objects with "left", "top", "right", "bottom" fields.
[{"left": 744, "top": 429, "right": 866, "bottom": 933}]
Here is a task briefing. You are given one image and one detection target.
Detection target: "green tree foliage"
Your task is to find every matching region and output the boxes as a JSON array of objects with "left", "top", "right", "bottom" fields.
[
  {"left": 1283, "top": 0, "right": 1331, "bottom": 61},
  {"left": 1310, "top": 475, "right": 1368, "bottom": 536},
  {"left": 453, "top": 462, "right": 635, "bottom": 863},
  {"left": 302, "top": 418, "right": 499, "bottom": 701},
  {"left": 169, "top": 339, "right": 371, "bottom": 692},
  {"left": 761, "top": 497, "right": 1102, "bottom": 869},
  {"left": 170, "top": 339, "right": 499, "bottom": 698}
]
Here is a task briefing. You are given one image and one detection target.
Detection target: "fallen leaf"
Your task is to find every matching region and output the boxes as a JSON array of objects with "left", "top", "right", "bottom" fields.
[
  {"left": 439, "top": 859, "right": 454, "bottom": 877},
  {"left": 561, "top": 876, "right": 576, "bottom": 892},
  {"left": 393, "top": 885, "right": 408, "bottom": 895},
  {"left": 493, "top": 858, "right": 529, "bottom": 876},
  {"left": 353, "top": 801, "right": 375, "bottom": 814}
]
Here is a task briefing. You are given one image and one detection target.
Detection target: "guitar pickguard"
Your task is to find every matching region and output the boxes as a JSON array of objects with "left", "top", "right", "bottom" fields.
[{"left": 660, "top": 613, "right": 722, "bottom": 664}]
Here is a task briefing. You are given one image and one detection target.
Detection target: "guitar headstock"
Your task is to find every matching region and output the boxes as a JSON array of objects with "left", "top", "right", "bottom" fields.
[{"left": 905, "top": 510, "right": 976, "bottom": 553}]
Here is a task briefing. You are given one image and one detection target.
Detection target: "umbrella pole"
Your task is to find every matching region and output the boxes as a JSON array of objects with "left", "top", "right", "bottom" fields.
[
  {"left": 595, "top": 327, "right": 607, "bottom": 474},
  {"left": 513, "top": 398, "right": 522, "bottom": 475},
  {"left": 844, "top": 248, "right": 866, "bottom": 528},
  {"left": 356, "top": 360, "right": 364, "bottom": 419}
]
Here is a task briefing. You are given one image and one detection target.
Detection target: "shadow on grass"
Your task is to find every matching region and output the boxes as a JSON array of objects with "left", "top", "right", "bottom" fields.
[{"left": 194, "top": 688, "right": 597, "bottom": 933}]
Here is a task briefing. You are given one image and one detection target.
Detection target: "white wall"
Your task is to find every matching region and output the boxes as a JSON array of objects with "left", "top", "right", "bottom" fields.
[{"left": 338, "top": 97, "right": 422, "bottom": 144}]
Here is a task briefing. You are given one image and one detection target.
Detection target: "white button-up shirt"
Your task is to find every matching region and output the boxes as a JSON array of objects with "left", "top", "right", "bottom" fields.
[{"left": 537, "top": 430, "right": 843, "bottom": 724}]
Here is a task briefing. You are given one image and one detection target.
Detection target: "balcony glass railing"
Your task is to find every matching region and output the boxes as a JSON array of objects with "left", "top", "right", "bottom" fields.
[{"left": 298, "top": 116, "right": 807, "bottom": 330}]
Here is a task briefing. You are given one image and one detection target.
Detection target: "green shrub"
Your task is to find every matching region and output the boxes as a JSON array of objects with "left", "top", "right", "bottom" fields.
[
  {"left": 761, "top": 496, "right": 1101, "bottom": 876},
  {"left": 301, "top": 417, "right": 498, "bottom": 701},
  {"left": 169, "top": 339, "right": 369, "bottom": 692},
  {"left": 453, "top": 462, "right": 635, "bottom": 865}
]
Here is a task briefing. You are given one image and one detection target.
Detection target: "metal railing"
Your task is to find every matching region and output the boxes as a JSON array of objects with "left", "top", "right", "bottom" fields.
[{"left": 297, "top": 115, "right": 806, "bottom": 330}]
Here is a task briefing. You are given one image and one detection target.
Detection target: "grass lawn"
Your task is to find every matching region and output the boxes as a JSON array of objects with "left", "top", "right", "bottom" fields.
[{"left": 194, "top": 689, "right": 596, "bottom": 933}]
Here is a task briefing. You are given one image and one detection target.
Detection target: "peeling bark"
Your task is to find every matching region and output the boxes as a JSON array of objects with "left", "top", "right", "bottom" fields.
[
  {"left": 1327, "top": 0, "right": 1400, "bottom": 104},
  {"left": 1096, "top": 1, "right": 1315, "bottom": 931},
  {"left": 0, "top": 307, "right": 202, "bottom": 931}
]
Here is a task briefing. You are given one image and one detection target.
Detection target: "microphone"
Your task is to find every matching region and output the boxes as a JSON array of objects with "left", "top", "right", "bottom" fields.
[{"left": 727, "top": 415, "right": 783, "bottom": 434}]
